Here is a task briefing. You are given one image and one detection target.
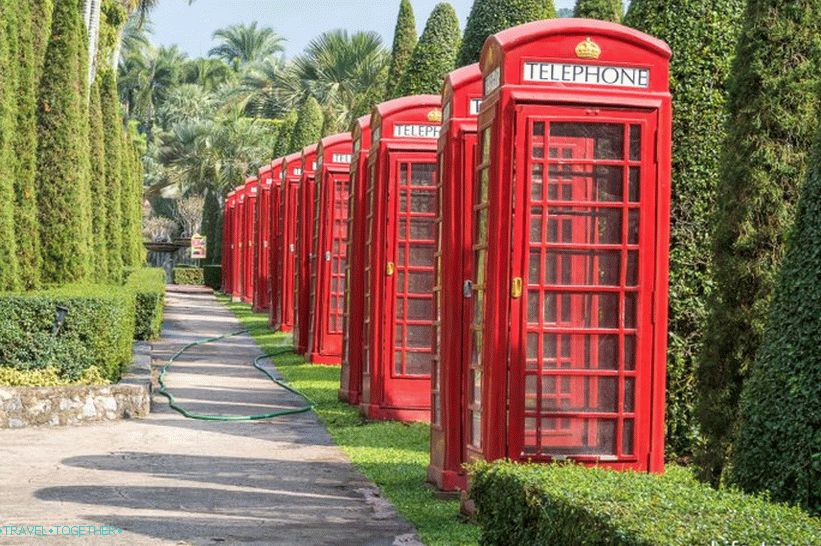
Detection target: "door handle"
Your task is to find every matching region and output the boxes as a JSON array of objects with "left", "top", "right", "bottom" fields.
[
  {"left": 324, "top": 251, "right": 331, "bottom": 262},
  {"left": 386, "top": 262, "right": 395, "bottom": 276},
  {"left": 463, "top": 280, "right": 473, "bottom": 298},
  {"left": 511, "top": 277, "right": 523, "bottom": 298}
]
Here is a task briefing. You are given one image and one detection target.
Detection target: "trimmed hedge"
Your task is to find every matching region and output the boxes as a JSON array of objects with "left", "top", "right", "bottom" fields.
[
  {"left": 203, "top": 265, "right": 221, "bottom": 290},
  {"left": 470, "top": 461, "right": 821, "bottom": 546},
  {"left": 173, "top": 266, "right": 204, "bottom": 286},
  {"left": 385, "top": 0, "right": 417, "bottom": 99},
  {"left": 0, "top": 284, "right": 135, "bottom": 382},
  {"left": 729, "top": 108, "right": 821, "bottom": 515},
  {"left": 125, "top": 267, "right": 165, "bottom": 340},
  {"left": 395, "top": 2, "right": 461, "bottom": 96},
  {"left": 624, "top": 0, "right": 745, "bottom": 459},
  {"left": 288, "top": 96, "right": 323, "bottom": 154},
  {"left": 0, "top": 366, "right": 107, "bottom": 387},
  {"left": 574, "top": 0, "right": 622, "bottom": 21},
  {"left": 696, "top": 0, "right": 821, "bottom": 485},
  {"left": 456, "top": 0, "right": 556, "bottom": 67},
  {"left": 0, "top": 0, "right": 21, "bottom": 291}
]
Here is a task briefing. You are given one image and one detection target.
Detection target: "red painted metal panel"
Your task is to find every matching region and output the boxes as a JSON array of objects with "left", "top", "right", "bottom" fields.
[
  {"left": 231, "top": 185, "right": 245, "bottom": 301},
  {"left": 308, "top": 133, "right": 353, "bottom": 365},
  {"left": 253, "top": 164, "right": 274, "bottom": 312},
  {"left": 268, "top": 158, "right": 285, "bottom": 328},
  {"left": 360, "top": 94, "right": 442, "bottom": 422},
  {"left": 428, "top": 63, "right": 482, "bottom": 492},
  {"left": 222, "top": 191, "right": 236, "bottom": 294},
  {"left": 340, "top": 116, "right": 372, "bottom": 403},
  {"left": 241, "top": 177, "right": 258, "bottom": 304},
  {"left": 294, "top": 145, "right": 318, "bottom": 355},
  {"left": 276, "top": 153, "right": 303, "bottom": 332}
]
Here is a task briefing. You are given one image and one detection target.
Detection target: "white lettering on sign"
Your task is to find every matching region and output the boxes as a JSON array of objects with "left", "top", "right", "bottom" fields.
[
  {"left": 469, "top": 98, "right": 482, "bottom": 116},
  {"left": 332, "top": 153, "right": 352, "bottom": 164},
  {"left": 293, "top": 168, "right": 302, "bottom": 176},
  {"left": 393, "top": 124, "right": 440, "bottom": 139},
  {"left": 311, "top": 161, "right": 317, "bottom": 170},
  {"left": 523, "top": 62, "right": 649, "bottom": 88},
  {"left": 484, "top": 67, "right": 500, "bottom": 94}
]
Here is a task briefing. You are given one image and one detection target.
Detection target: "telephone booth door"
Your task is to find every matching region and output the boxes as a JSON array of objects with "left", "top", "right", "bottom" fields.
[
  {"left": 294, "top": 150, "right": 317, "bottom": 356},
  {"left": 309, "top": 170, "right": 351, "bottom": 363},
  {"left": 222, "top": 193, "right": 235, "bottom": 294},
  {"left": 254, "top": 172, "right": 272, "bottom": 312},
  {"left": 231, "top": 188, "right": 245, "bottom": 302},
  {"left": 277, "top": 157, "right": 302, "bottom": 332},
  {"left": 242, "top": 181, "right": 258, "bottom": 304},
  {"left": 380, "top": 153, "right": 437, "bottom": 413},
  {"left": 507, "top": 106, "right": 657, "bottom": 465},
  {"left": 268, "top": 159, "right": 285, "bottom": 328}
]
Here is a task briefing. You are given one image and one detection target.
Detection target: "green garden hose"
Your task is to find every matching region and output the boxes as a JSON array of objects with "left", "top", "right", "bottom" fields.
[{"left": 158, "top": 329, "right": 315, "bottom": 421}]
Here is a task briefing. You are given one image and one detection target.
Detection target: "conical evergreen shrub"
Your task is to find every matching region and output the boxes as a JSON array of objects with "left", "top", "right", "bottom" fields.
[
  {"left": 624, "top": 0, "right": 745, "bottom": 458},
  {"left": 201, "top": 188, "right": 221, "bottom": 265},
  {"left": 386, "top": 0, "right": 417, "bottom": 99},
  {"left": 0, "top": 0, "right": 20, "bottom": 290},
  {"left": 729, "top": 95, "right": 821, "bottom": 516},
  {"left": 575, "top": 0, "right": 622, "bottom": 21},
  {"left": 288, "top": 97, "right": 323, "bottom": 153},
  {"left": 120, "top": 129, "right": 137, "bottom": 267},
  {"left": 32, "top": 0, "right": 54, "bottom": 79},
  {"left": 273, "top": 111, "right": 297, "bottom": 158},
  {"left": 35, "top": 0, "right": 91, "bottom": 284},
  {"left": 88, "top": 78, "right": 108, "bottom": 281},
  {"left": 456, "top": 0, "right": 556, "bottom": 67},
  {"left": 100, "top": 67, "right": 124, "bottom": 282},
  {"left": 11, "top": 0, "right": 43, "bottom": 289},
  {"left": 696, "top": 0, "right": 821, "bottom": 485},
  {"left": 395, "top": 3, "right": 461, "bottom": 96}
]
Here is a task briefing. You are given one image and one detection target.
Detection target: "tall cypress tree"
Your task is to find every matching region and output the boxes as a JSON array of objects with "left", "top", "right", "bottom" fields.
[
  {"left": 88, "top": 78, "right": 108, "bottom": 281},
  {"left": 120, "top": 129, "right": 136, "bottom": 267},
  {"left": 0, "top": 0, "right": 20, "bottom": 290},
  {"left": 624, "top": 0, "right": 745, "bottom": 458},
  {"left": 386, "top": 0, "right": 417, "bottom": 99},
  {"left": 729, "top": 95, "right": 821, "bottom": 515},
  {"left": 273, "top": 110, "right": 297, "bottom": 158},
  {"left": 696, "top": 0, "right": 821, "bottom": 485},
  {"left": 11, "top": 0, "right": 43, "bottom": 289},
  {"left": 395, "top": 3, "right": 461, "bottom": 96},
  {"left": 76, "top": 12, "right": 93, "bottom": 280},
  {"left": 456, "top": 0, "right": 556, "bottom": 67},
  {"left": 201, "top": 188, "right": 221, "bottom": 265},
  {"left": 288, "top": 97, "right": 324, "bottom": 153},
  {"left": 100, "top": 67, "right": 124, "bottom": 282},
  {"left": 574, "top": 0, "right": 622, "bottom": 21},
  {"left": 130, "top": 140, "right": 146, "bottom": 266},
  {"left": 32, "top": 0, "right": 55, "bottom": 80},
  {"left": 35, "top": 0, "right": 90, "bottom": 284}
]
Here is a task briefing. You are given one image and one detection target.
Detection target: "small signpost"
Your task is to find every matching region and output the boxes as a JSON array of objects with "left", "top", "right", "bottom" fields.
[{"left": 191, "top": 234, "right": 207, "bottom": 260}]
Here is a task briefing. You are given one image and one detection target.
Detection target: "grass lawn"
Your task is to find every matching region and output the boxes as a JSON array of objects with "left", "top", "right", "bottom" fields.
[{"left": 218, "top": 296, "right": 480, "bottom": 546}]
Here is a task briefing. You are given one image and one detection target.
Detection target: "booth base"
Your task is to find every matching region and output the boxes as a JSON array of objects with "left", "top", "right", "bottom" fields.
[
  {"left": 309, "top": 352, "right": 341, "bottom": 366},
  {"left": 338, "top": 388, "right": 360, "bottom": 405},
  {"left": 426, "top": 464, "right": 466, "bottom": 492},
  {"left": 231, "top": 296, "right": 242, "bottom": 303},
  {"left": 252, "top": 303, "right": 269, "bottom": 313},
  {"left": 360, "top": 403, "right": 430, "bottom": 423}
]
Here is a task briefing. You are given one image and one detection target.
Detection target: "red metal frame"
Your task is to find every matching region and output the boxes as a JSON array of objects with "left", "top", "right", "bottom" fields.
[
  {"left": 340, "top": 116, "right": 372, "bottom": 403},
  {"left": 294, "top": 145, "right": 318, "bottom": 355},
  {"left": 360, "top": 95, "right": 442, "bottom": 422},
  {"left": 222, "top": 191, "right": 236, "bottom": 294},
  {"left": 241, "top": 177, "right": 259, "bottom": 305},
  {"left": 428, "top": 64, "right": 483, "bottom": 491},
  {"left": 231, "top": 185, "right": 245, "bottom": 302},
  {"left": 268, "top": 158, "right": 285, "bottom": 328},
  {"left": 467, "top": 20, "right": 671, "bottom": 474},
  {"left": 308, "top": 133, "right": 353, "bottom": 365},
  {"left": 253, "top": 164, "right": 274, "bottom": 312},
  {"left": 275, "top": 152, "right": 303, "bottom": 333}
]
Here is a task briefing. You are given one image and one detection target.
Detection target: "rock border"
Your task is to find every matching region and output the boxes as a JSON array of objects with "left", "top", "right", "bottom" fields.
[{"left": 0, "top": 343, "right": 152, "bottom": 429}]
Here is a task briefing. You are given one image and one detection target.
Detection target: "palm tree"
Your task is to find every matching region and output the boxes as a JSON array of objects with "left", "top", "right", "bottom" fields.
[
  {"left": 209, "top": 22, "right": 285, "bottom": 71},
  {"left": 228, "top": 55, "right": 298, "bottom": 119},
  {"left": 293, "top": 30, "right": 389, "bottom": 131},
  {"left": 183, "top": 58, "right": 235, "bottom": 92},
  {"left": 157, "top": 84, "right": 216, "bottom": 128}
]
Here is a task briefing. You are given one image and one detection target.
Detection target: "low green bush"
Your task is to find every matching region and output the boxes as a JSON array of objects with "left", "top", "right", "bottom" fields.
[
  {"left": 0, "top": 366, "right": 107, "bottom": 386},
  {"left": 469, "top": 461, "right": 821, "bottom": 546},
  {"left": 0, "top": 284, "right": 135, "bottom": 382},
  {"left": 172, "top": 266, "right": 203, "bottom": 285},
  {"left": 125, "top": 267, "right": 166, "bottom": 340},
  {"left": 203, "top": 265, "right": 221, "bottom": 290}
]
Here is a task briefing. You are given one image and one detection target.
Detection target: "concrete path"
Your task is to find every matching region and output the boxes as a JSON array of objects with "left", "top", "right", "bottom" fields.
[{"left": 0, "top": 287, "right": 418, "bottom": 545}]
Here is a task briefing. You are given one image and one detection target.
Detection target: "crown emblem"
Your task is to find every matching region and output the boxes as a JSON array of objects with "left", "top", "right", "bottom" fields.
[
  {"left": 575, "top": 37, "right": 601, "bottom": 60},
  {"left": 427, "top": 109, "right": 442, "bottom": 122}
]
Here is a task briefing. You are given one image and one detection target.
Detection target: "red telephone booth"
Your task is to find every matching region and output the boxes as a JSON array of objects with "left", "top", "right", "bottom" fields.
[
  {"left": 307, "top": 133, "right": 353, "bottom": 365},
  {"left": 241, "top": 176, "right": 259, "bottom": 304},
  {"left": 268, "top": 157, "right": 285, "bottom": 328},
  {"left": 253, "top": 164, "right": 274, "bottom": 312},
  {"left": 465, "top": 20, "right": 671, "bottom": 473},
  {"left": 222, "top": 191, "right": 237, "bottom": 295},
  {"left": 294, "top": 145, "right": 318, "bottom": 355},
  {"left": 360, "top": 95, "right": 442, "bottom": 422},
  {"left": 340, "top": 116, "right": 371, "bottom": 402},
  {"left": 275, "top": 152, "right": 303, "bottom": 332},
  {"left": 428, "top": 63, "right": 483, "bottom": 491},
  {"left": 231, "top": 185, "right": 245, "bottom": 302}
]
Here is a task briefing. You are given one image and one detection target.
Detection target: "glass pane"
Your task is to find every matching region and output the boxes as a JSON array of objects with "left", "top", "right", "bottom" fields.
[
  {"left": 411, "top": 192, "right": 436, "bottom": 212},
  {"left": 409, "top": 245, "right": 434, "bottom": 265},
  {"left": 546, "top": 207, "right": 622, "bottom": 244},
  {"left": 405, "top": 351, "right": 431, "bottom": 375},
  {"left": 410, "top": 163, "right": 436, "bottom": 186},
  {"left": 540, "top": 418, "right": 617, "bottom": 457},
  {"left": 409, "top": 218, "right": 435, "bottom": 240},
  {"left": 472, "top": 412, "right": 482, "bottom": 448},
  {"left": 541, "top": 376, "right": 617, "bottom": 413},
  {"left": 530, "top": 208, "right": 543, "bottom": 242},
  {"left": 628, "top": 167, "right": 640, "bottom": 202},
  {"left": 533, "top": 122, "right": 545, "bottom": 137},
  {"left": 629, "top": 125, "right": 641, "bottom": 161},
  {"left": 626, "top": 251, "right": 639, "bottom": 286},
  {"left": 628, "top": 209, "right": 639, "bottom": 244},
  {"left": 406, "top": 298, "right": 432, "bottom": 320},
  {"left": 407, "top": 271, "right": 433, "bottom": 292},
  {"left": 543, "top": 292, "right": 619, "bottom": 328},
  {"left": 546, "top": 249, "right": 621, "bottom": 286},
  {"left": 407, "top": 325, "right": 432, "bottom": 347},
  {"left": 624, "top": 293, "right": 637, "bottom": 329},
  {"left": 525, "top": 374, "right": 537, "bottom": 410},
  {"left": 540, "top": 334, "right": 618, "bottom": 370},
  {"left": 624, "top": 335, "right": 636, "bottom": 370},
  {"left": 550, "top": 123, "right": 624, "bottom": 160},
  {"left": 622, "top": 419, "right": 634, "bottom": 455},
  {"left": 624, "top": 377, "right": 635, "bottom": 412}
]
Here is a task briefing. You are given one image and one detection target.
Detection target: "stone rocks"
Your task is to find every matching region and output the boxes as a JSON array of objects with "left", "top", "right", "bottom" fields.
[{"left": 0, "top": 343, "right": 151, "bottom": 429}]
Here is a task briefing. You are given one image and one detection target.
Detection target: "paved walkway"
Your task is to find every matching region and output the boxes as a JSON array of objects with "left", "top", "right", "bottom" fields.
[{"left": 0, "top": 287, "right": 418, "bottom": 545}]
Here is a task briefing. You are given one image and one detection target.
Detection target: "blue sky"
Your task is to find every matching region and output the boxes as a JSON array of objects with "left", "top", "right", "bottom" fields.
[{"left": 149, "top": 0, "right": 580, "bottom": 59}]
